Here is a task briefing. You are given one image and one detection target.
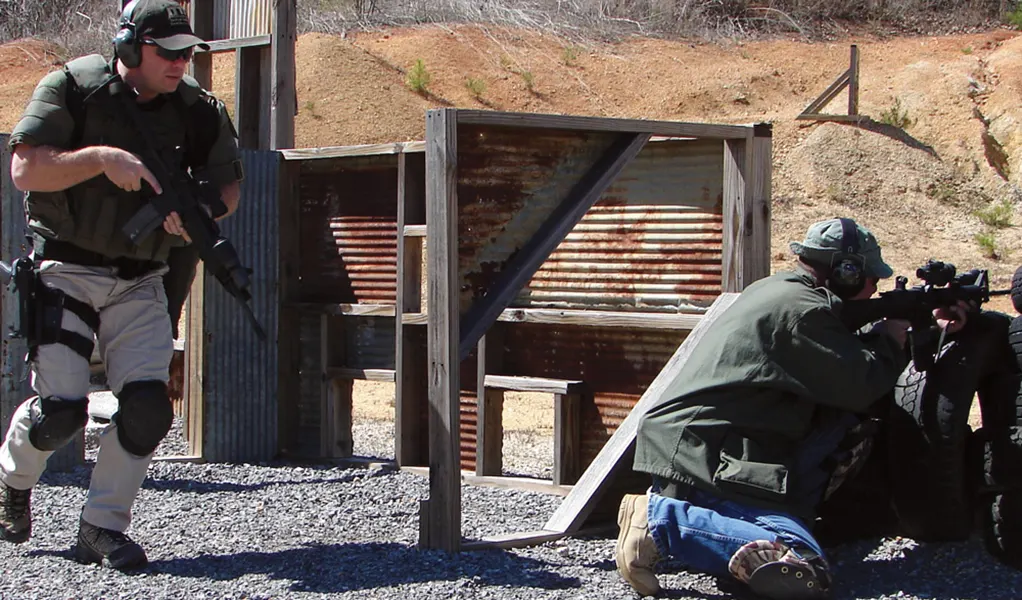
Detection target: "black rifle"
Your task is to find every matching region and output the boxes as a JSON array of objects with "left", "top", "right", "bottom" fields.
[
  {"left": 111, "top": 78, "right": 266, "bottom": 341},
  {"left": 841, "top": 260, "right": 1011, "bottom": 371}
]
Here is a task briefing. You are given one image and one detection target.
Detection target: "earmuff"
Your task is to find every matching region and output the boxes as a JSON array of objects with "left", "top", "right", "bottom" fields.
[
  {"left": 113, "top": 0, "right": 142, "bottom": 69},
  {"left": 828, "top": 217, "right": 866, "bottom": 299}
]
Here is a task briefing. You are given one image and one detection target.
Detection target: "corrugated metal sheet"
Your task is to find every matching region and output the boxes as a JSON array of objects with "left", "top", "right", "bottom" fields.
[
  {"left": 213, "top": 0, "right": 272, "bottom": 39},
  {"left": 499, "top": 323, "right": 687, "bottom": 469},
  {"left": 201, "top": 148, "right": 279, "bottom": 462},
  {"left": 298, "top": 156, "right": 399, "bottom": 304},
  {"left": 457, "top": 130, "right": 724, "bottom": 314}
]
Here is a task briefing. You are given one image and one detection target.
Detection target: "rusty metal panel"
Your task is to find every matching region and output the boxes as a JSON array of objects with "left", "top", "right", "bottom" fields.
[
  {"left": 201, "top": 148, "right": 279, "bottom": 462},
  {"left": 214, "top": 0, "right": 272, "bottom": 39},
  {"left": 498, "top": 323, "right": 687, "bottom": 469},
  {"left": 297, "top": 156, "right": 399, "bottom": 304},
  {"left": 457, "top": 131, "right": 725, "bottom": 314}
]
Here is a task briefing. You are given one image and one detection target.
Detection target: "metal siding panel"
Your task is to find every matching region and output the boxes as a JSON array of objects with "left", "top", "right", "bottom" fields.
[
  {"left": 216, "top": 0, "right": 272, "bottom": 39},
  {"left": 521, "top": 139, "right": 724, "bottom": 312},
  {"left": 297, "top": 156, "right": 399, "bottom": 304},
  {"left": 202, "top": 149, "right": 279, "bottom": 462},
  {"left": 499, "top": 324, "right": 686, "bottom": 469},
  {"left": 343, "top": 316, "right": 396, "bottom": 370}
]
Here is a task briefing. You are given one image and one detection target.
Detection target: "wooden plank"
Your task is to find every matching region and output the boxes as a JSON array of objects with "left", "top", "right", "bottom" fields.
[
  {"left": 748, "top": 124, "right": 773, "bottom": 284},
  {"left": 496, "top": 308, "right": 702, "bottom": 330},
  {"left": 424, "top": 108, "right": 461, "bottom": 552},
  {"left": 795, "top": 113, "right": 868, "bottom": 123},
  {"left": 396, "top": 153, "right": 428, "bottom": 467},
  {"left": 401, "top": 466, "right": 574, "bottom": 497},
  {"left": 198, "top": 35, "right": 273, "bottom": 53},
  {"left": 458, "top": 133, "right": 652, "bottom": 361},
  {"left": 320, "top": 315, "right": 352, "bottom": 458},
  {"left": 454, "top": 110, "right": 751, "bottom": 140},
  {"left": 185, "top": 262, "right": 205, "bottom": 458},
  {"left": 403, "top": 225, "right": 427, "bottom": 237},
  {"left": 326, "top": 367, "right": 396, "bottom": 382},
  {"left": 477, "top": 388, "right": 504, "bottom": 477},
  {"left": 553, "top": 393, "right": 580, "bottom": 486},
  {"left": 721, "top": 139, "right": 747, "bottom": 293},
  {"left": 281, "top": 141, "right": 426, "bottom": 161},
  {"left": 235, "top": 45, "right": 268, "bottom": 150},
  {"left": 270, "top": 0, "right": 296, "bottom": 150},
  {"left": 544, "top": 292, "right": 740, "bottom": 534},
  {"left": 848, "top": 45, "right": 860, "bottom": 116},
  {"left": 285, "top": 303, "right": 397, "bottom": 317},
  {"left": 484, "top": 375, "right": 584, "bottom": 395},
  {"left": 277, "top": 160, "right": 303, "bottom": 457},
  {"left": 800, "top": 70, "right": 850, "bottom": 116},
  {"left": 462, "top": 529, "right": 566, "bottom": 551}
]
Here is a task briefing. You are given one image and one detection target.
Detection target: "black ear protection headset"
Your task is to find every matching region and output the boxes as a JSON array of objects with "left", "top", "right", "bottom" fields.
[
  {"left": 113, "top": 0, "right": 143, "bottom": 69},
  {"left": 828, "top": 217, "right": 867, "bottom": 299}
]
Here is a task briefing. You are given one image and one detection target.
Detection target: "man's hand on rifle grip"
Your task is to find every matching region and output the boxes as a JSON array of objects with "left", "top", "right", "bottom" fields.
[
  {"left": 933, "top": 299, "right": 972, "bottom": 334},
  {"left": 162, "top": 211, "right": 191, "bottom": 243}
]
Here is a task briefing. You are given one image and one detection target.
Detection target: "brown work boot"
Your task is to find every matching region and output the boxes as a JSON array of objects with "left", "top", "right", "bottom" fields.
[
  {"left": 615, "top": 493, "right": 662, "bottom": 596},
  {"left": 728, "top": 539, "right": 831, "bottom": 599},
  {"left": 73, "top": 517, "right": 148, "bottom": 571},
  {"left": 0, "top": 482, "right": 31, "bottom": 544}
]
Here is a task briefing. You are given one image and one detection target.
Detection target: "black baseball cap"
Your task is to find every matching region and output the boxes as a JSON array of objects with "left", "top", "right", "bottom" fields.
[{"left": 128, "top": 0, "right": 210, "bottom": 51}]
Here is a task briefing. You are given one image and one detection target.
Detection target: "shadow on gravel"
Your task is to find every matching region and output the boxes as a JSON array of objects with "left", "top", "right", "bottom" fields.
[
  {"left": 827, "top": 538, "right": 1022, "bottom": 600},
  {"left": 148, "top": 541, "right": 581, "bottom": 593}
]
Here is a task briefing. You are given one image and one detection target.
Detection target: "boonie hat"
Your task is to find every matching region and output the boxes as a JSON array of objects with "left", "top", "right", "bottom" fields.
[{"left": 789, "top": 218, "right": 894, "bottom": 279}]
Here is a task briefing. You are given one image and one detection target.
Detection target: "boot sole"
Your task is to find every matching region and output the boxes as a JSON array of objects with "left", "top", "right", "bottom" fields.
[
  {"left": 73, "top": 543, "right": 149, "bottom": 571},
  {"left": 748, "top": 562, "right": 829, "bottom": 599},
  {"left": 0, "top": 527, "right": 30, "bottom": 544}
]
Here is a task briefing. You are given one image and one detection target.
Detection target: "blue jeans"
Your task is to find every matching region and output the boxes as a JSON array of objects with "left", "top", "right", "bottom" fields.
[{"left": 647, "top": 482, "right": 826, "bottom": 578}]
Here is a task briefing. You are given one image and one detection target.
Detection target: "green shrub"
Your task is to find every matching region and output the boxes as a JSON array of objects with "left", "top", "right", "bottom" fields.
[
  {"left": 521, "top": 70, "right": 535, "bottom": 92},
  {"left": 561, "top": 45, "right": 579, "bottom": 66},
  {"left": 974, "top": 199, "right": 1014, "bottom": 228},
  {"left": 878, "top": 98, "right": 912, "bottom": 129},
  {"left": 406, "top": 59, "right": 431, "bottom": 95},
  {"left": 1006, "top": 9, "right": 1022, "bottom": 28},
  {"left": 465, "top": 77, "right": 486, "bottom": 99},
  {"left": 975, "top": 232, "right": 999, "bottom": 259}
]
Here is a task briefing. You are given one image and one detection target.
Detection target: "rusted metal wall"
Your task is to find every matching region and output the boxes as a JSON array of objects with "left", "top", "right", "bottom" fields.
[
  {"left": 213, "top": 0, "right": 273, "bottom": 39},
  {"left": 297, "top": 156, "right": 399, "bottom": 304},
  {"left": 200, "top": 148, "right": 280, "bottom": 462}
]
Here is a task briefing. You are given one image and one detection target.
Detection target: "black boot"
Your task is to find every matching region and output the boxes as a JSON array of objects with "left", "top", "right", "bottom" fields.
[
  {"left": 0, "top": 482, "right": 31, "bottom": 544},
  {"left": 73, "top": 517, "right": 148, "bottom": 570}
]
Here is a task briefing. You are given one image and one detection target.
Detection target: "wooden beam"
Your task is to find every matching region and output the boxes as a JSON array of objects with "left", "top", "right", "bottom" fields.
[
  {"left": 483, "top": 375, "right": 585, "bottom": 395},
  {"left": 401, "top": 466, "right": 574, "bottom": 497},
  {"left": 285, "top": 303, "right": 397, "bottom": 317},
  {"left": 455, "top": 110, "right": 752, "bottom": 140},
  {"left": 325, "top": 367, "right": 396, "bottom": 382},
  {"left": 553, "top": 393, "right": 581, "bottom": 486},
  {"left": 800, "top": 70, "right": 851, "bottom": 117},
  {"left": 403, "top": 225, "right": 427, "bottom": 237},
  {"left": 424, "top": 108, "right": 461, "bottom": 552},
  {"left": 270, "top": 0, "right": 297, "bottom": 149},
  {"left": 747, "top": 124, "right": 773, "bottom": 284},
  {"left": 544, "top": 292, "right": 740, "bottom": 534},
  {"left": 848, "top": 45, "right": 860, "bottom": 116},
  {"left": 476, "top": 331, "right": 505, "bottom": 477},
  {"left": 458, "top": 133, "right": 652, "bottom": 361},
  {"left": 281, "top": 142, "right": 426, "bottom": 161},
  {"left": 462, "top": 524, "right": 616, "bottom": 551},
  {"left": 402, "top": 308, "right": 705, "bottom": 329},
  {"left": 198, "top": 35, "right": 273, "bottom": 53},
  {"left": 721, "top": 139, "right": 747, "bottom": 293}
]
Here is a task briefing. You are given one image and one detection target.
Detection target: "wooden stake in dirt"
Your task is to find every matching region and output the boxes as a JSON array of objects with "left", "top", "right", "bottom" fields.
[{"left": 797, "top": 45, "right": 862, "bottom": 123}]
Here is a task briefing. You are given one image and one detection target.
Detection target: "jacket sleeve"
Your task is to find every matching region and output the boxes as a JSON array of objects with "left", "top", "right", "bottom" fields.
[
  {"left": 8, "top": 70, "right": 75, "bottom": 150},
  {"left": 782, "top": 305, "right": 907, "bottom": 412}
]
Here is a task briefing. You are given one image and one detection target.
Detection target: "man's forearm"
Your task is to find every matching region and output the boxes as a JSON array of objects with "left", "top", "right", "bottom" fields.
[
  {"left": 218, "top": 180, "right": 241, "bottom": 219},
  {"left": 10, "top": 144, "right": 108, "bottom": 192}
]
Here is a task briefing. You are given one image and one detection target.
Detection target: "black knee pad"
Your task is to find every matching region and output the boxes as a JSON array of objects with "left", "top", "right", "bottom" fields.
[
  {"left": 28, "top": 396, "right": 89, "bottom": 451},
  {"left": 113, "top": 380, "right": 173, "bottom": 457}
]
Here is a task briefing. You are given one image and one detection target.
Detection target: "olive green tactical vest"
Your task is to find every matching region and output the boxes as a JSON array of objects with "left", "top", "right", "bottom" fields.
[{"left": 25, "top": 54, "right": 204, "bottom": 262}]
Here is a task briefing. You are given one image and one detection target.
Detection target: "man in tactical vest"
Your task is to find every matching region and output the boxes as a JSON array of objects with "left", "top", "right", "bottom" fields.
[{"left": 0, "top": 0, "right": 242, "bottom": 570}]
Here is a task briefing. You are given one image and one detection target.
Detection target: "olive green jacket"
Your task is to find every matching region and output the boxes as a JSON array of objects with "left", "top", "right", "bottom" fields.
[{"left": 633, "top": 267, "right": 907, "bottom": 521}]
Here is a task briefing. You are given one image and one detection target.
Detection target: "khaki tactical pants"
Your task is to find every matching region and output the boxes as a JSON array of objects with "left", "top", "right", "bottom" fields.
[{"left": 0, "top": 261, "right": 173, "bottom": 533}]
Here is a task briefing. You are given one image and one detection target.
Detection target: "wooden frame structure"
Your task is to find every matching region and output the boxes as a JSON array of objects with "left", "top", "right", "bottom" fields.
[
  {"left": 797, "top": 45, "right": 862, "bottom": 123},
  {"left": 419, "top": 109, "right": 771, "bottom": 551}
]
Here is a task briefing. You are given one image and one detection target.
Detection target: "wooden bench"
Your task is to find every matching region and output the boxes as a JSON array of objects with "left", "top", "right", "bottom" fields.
[{"left": 478, "top": 375, "right": 585, "bottom": 486}]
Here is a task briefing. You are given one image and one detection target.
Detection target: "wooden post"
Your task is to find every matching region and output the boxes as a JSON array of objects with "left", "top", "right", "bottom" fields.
[
  {"left": 188, "top": 0, "right": 214, "bottom": 90},
  {"left": 424, "top": 108, "right": 461, "bottom": 552},
  {"left": 395, "top": 152, "right": 428, "bottom": 467},
  {"left": 721, "top": 139, "right": 748, "bottom": 293},
  {"left": 235, "top": 46, "right": 272, "bottom": 150},
  {"left": 553, "top": 392, "right": 581, "bottom": 485},
  {"left": 270, "top": 0, "right": 297, "bottom": 149},
  {"left": 748, "top": 123, "right": 773, "bottom": 284},
  {"left": 320, "top": 315, "right": 352, "bottom": 458},
  {"left": 476, "top": 333, "right": 505, "bottom": 477},
  {"left": 848, "top": 45, "right": 860, "bottom": 116}
]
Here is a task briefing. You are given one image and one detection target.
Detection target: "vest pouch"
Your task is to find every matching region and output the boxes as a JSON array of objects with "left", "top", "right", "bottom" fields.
[
  {"left": 25, "top": 191, "right": 76, "bottom": 240},
  {"left": 712, "top": 432, "right": 790, "bottom": 503}
]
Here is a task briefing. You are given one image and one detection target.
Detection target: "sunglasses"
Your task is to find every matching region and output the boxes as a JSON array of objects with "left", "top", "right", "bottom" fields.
[{"left": 142, "top": 40, "right": 194, "bottom": 62}]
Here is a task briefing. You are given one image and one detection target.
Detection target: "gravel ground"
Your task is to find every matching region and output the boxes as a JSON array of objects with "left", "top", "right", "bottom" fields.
[{"left": 4, "top": 408, "right": 1021, "bottom": 599}]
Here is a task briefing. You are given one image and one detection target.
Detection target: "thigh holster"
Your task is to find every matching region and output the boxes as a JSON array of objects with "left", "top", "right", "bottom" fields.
[
  {"left": 28, "top": 396, "right": 90, "bottom": 452},
  {"left": 114, "top": 380, "right": 173, "bottom": 457}
]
